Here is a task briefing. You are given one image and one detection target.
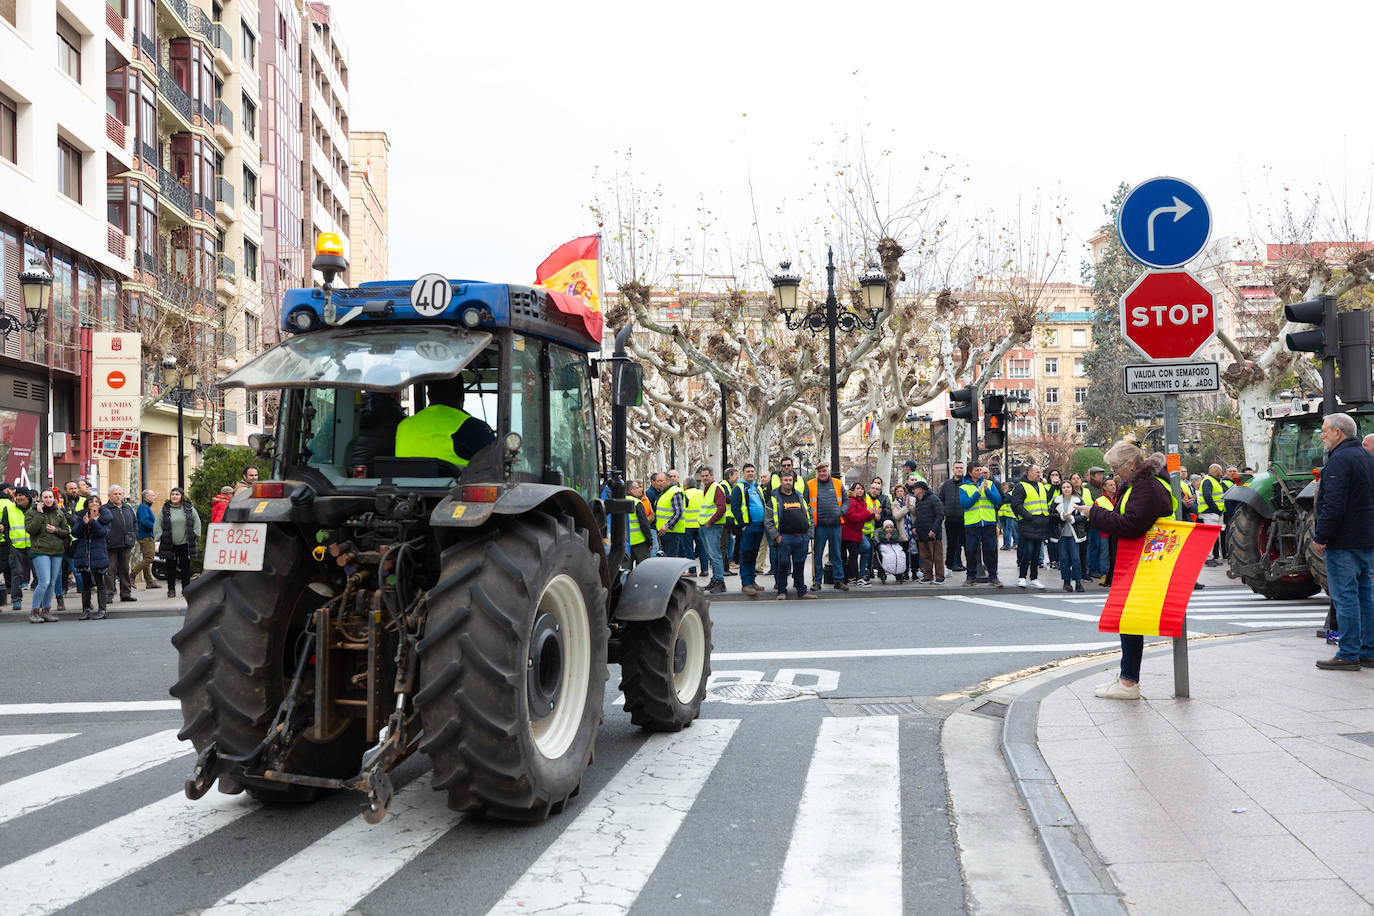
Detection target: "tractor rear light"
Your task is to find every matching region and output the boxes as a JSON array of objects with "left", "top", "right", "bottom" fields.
[
  {"left": 351, "top": 465, "right": 368, "bottom": 478},
  {"left": 253, "top": 482, "right": 286, "bottom": 498},
  {"left": 460, "top": 486, "right": 500, "bottom": 503}
]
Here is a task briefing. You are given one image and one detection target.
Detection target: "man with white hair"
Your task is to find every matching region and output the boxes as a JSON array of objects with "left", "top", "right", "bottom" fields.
[
  {"left": 1311, "top": 413, "right": 1374, "bottom": 671},
  {"left": 1200, "top": 463, "right": 1227, "bottom": 566},
  {"left": 103, "top": 485, "right": 138, "bottom": 602}
]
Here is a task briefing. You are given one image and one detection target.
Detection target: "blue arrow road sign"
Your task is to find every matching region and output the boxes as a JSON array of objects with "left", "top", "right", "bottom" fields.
[{"left": 1117, "top": 177, "right": 1211, "bottom": 269}]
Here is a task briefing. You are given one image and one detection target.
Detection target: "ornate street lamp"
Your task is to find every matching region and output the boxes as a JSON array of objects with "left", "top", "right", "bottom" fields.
[
  {"left": 772, "top": 247, "right": 885, "bottom": 470},
  {"left": 4, "top": 260, "right": 53, "bottom": 341}
]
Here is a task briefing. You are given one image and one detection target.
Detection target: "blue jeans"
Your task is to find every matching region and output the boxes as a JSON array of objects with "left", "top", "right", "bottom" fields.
[
  {"left": 31, "top": 553, "right": 62, "bottom": 610},
  {"left": 965, "top": 524, "right": 998, "bottom": 580},
  {"left": 776, "top": 533, "right": 810, "bottom": 596},
  {"left": 680, "top": 527, "right": 700, "bottom": 572},
  {"left": 859, "top": 535, "right": 873, "bottom": 579},
  {"left": 1323, "top": 547, "right": 1374, "bottom": 660},
  {"left": 1085, "top": 529, "right": 1102, "bottom": 577},
  {"left": 1017, "top": 537, "right": 1043, "bottom": 580},
  {"left": 1001, "top": 517, "right": 1018, "bottom": 549},
  {"left": 700, "top": 525, "right": 724, "bottom": 583},
  {"left": 1059, "top": 537, "right": 1081, "bottom": 583},
  {"left": 812, "top": 524, "right": 845, "bottom": 585},
  {"left": 739, "top": 525, "right": 764, "bottom": 587},
  {"left": 1120, "top": 635, "right": 1144, "bottom": 682}
]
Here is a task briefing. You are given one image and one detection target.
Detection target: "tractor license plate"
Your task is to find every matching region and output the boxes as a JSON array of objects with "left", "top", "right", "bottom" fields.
[{"left": 203, "top": 523, "right": 268, "bottom": 571}]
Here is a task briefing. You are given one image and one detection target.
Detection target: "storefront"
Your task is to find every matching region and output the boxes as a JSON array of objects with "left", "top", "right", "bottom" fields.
[{"left": 0, "top": 366, "right": 49, "bottom": 490}]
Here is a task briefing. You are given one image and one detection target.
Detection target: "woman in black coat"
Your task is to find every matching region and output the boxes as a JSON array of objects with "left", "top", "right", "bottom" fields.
[
  {"left": 1080, "top": 439, "right": 1174, "bottom": 700},
  {"left": 71, "top": 495, "right": 112, "bottom": 620}
]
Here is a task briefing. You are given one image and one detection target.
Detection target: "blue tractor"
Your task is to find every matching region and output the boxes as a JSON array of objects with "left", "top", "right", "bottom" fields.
[{"left": 172, "top": 237, "right": 712, "bottom": 823}]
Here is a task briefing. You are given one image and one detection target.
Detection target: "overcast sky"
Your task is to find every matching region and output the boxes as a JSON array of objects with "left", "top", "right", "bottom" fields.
[{"left": 329, "top": 0, "right": 1374, "bottom": 289}]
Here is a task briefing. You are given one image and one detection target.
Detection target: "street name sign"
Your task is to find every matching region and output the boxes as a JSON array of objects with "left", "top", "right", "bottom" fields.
[
  {"left": 1123, "top": 362, "right": 1220, "bottom": 395},
  {"left": 1120, "top": 269, "right": 1217, "bottom": 361},
  {"left": 1117, "top": 177, "right": 1211, "bottom": 268}
]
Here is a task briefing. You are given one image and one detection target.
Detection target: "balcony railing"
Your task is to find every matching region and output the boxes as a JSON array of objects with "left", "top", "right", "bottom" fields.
[
  {"left": 105, "top": 112, "right": 126, "bottom": 148},
  {"left": 165, "top": 0, "right": 189, "bottom": 27},
  {"left": 158, "top": 166, "right": 192, "bottom": 215},
  {"left": 189, "top": 5, "right": 213, "bottom": 42},
  {"left": 217, "top": 254, "right": 236, "bottom": 280},
  {"left": 137, "top": 29, "right": 155, "bottom": 59},
  {"left": 140, "top": 249, "right": 157, "bottom": 274},
  {"left": 216, "top": 176, "right": 235, "bottom": 209},
  {"left": 212, "top": 22, "right": 232, "bottom": 58},
  {"left": 215, "top": 99, "right": 232, "bottom": 133},
  {"left": 107, "top": 226, "right": 126, "bottom": 259},
  {"left": 140, "top": 140, "right": 158, "bottom": 165},
  {"left": 156, "top": 63, "right": 194, "bottom": 124},
  {"left": 106, "top": 2, "right": 126, "bottom": 39}
]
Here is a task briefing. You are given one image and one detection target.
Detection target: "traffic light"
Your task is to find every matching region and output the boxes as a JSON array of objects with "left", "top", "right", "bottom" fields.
[
  {"left": 1285, "top": 296, "right": 1374, "bottom": 404},
  {"left": 1284, "top": 295, "right": 1338, "bottom": 357},
  {"left": 982, "top": 394, "right": 1007, "bottom": 450},
  {"left": 950, "top": 386, "right": 978, "bottom": 441}
]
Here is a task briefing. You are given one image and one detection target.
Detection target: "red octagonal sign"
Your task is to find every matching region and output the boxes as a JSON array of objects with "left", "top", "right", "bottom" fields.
[{"left": 1119, "top": 269, "right": 1216, "bottom": 361}]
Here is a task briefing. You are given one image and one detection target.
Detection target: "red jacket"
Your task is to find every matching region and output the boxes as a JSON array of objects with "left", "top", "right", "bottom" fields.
[
  {"left": 841, "top": 499, "right": 874, "bottom": 543},
  {"left": 210, "top": 494, "right": 230, "bottom": 524}
]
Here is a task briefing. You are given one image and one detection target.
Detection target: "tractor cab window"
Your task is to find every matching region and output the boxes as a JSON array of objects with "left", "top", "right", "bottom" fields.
[
  {"left": 1270, "top": 416, "right": 1325, "bottom": 476},
  {"left": 548, "top": 346, "right": 596, "bottom": 500}
]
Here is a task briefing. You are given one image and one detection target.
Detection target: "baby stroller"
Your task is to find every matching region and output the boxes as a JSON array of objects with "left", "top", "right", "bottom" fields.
[{"left": 877, "top": 540, "right": 907, "bottom": 582}]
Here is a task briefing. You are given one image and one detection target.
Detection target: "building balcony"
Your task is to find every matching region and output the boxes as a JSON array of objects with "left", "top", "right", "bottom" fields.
[
  {"left": 136, "top": 28, "right": 156, "bottom": 62},
  {"left": 212, "top": 22, "right": 233, "bottom": 70},
  {"left": 155, "top": 64, "right": 194, "bottom": 128},
  {"left": 158, "top": 166, "right": 192, "bottom": 221},
  {"left": 107, "top": 226, "right": 126, "bottom": 260},
  {"left": 106, "top": 114, "right": 135, "bottom": 167},
  {"left": 159, "top": 0, "right": 192, "bottom": 38},
  {"left": 106, "top": 2, "right": 127, "bottom": 40},
  {"left": 214, "top": 100, "right": 233, "bottom": 143},
  {"left": 189, "top": 6, "right": 214, "bottom": 43},
  {"left": 215, "top": 175, "right": 235, "bottom": 216}
]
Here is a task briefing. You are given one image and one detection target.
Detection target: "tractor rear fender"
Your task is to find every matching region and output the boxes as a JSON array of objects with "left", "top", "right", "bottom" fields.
[
  {"left": 1295, "top": 478, "right": 1318, "bottom": 511},
  {"left": 613, "top": 558, "right": 694, "bottom": 622},
  {"left": 1223, "top": 483, "right": 1274, "bottom": 520}
]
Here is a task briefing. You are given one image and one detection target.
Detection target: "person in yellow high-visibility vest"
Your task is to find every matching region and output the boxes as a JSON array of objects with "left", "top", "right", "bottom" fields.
[
  {"left": 696, "top": 466, "right": 728, "bottom": 593},
  {"left": 394, "top": 378, "right": 496, "bottom": 469},
  {"left": 720, "top": 465, "right": 739, "bottom": 577},
  {"left": 683, "top": 479, "right": 704, "bottom": 576},
  {"left": 655, "top": 477, "right": 688, "bottom": 565},
  {"left": 958, "top": 465, "right": 1004, "bottom": 586},
  {"left": 626, "top": 479, "right": 656, "bottom": 567}
]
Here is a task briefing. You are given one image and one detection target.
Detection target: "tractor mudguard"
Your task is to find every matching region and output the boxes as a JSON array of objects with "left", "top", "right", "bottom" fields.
[
  {"left": 430, "top": 483, "right": 600, "bottom": 536},
  {"left": 613, "top": 557, "right": 694, "bottom": 622},
  {"left": 1223, "top": 483, "right": 1273, "bottom": 519},
  {"left": 1295, "top": 478, "right": 1318, "bottom": 511}
]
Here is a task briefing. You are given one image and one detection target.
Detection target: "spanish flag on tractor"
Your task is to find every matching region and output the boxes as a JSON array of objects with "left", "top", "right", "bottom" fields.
[
  {"left": 1098, "top": 518, "right": 1222, "bottom": 638},
  {"left": 535, "top": 235, "right": 603, "bottom": 341}
]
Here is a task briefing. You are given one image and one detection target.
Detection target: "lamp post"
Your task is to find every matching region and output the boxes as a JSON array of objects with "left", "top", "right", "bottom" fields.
[
  {"left": 162, "top": 356, "right": 198, "bottom": 491},
  {"left": 6, "top": 260, "right": 53, "bottom": 342},
  {"left": 773, "top": 247, "right": 886, "bottom": 474}
]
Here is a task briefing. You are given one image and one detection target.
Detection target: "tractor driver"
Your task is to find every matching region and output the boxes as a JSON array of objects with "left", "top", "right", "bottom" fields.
[{"left": 394, "top": 376, "right": 496, "bottom": 468}]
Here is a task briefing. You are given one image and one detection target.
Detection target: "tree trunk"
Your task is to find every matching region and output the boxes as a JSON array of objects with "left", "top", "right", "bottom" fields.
[
  {"left": 875, "top": 415, "right": 898, "bottom": 486},
  {"left": 1235, "top": 385, "right": 1273, "bottom": 470}
]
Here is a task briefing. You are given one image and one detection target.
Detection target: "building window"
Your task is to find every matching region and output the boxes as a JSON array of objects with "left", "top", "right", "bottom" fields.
[
  {"left": 244, "top": 311, "right": 260, "bottom": 352},
  {"left": 1073, "top": 357, "right": 1086, "bottom": 377},
  {"left": 1074, "top": 386, "right": 1087, "bottom": 405},
  {"left": 241, "top": 20, "right": 256, "bottom": 66},
  {"left": 243, "top": 238, "right": 258, "bottom": 281},
  {"left": 1047, "top": 419, "right": 1061, "bottom": 435},
  {"left": 0, "top": 92, "right": 15, "bottom": 164},
  {"left": 1045, "top": 387, "right": 1059, "bottom": 405},
  {"left": 245, "top": 390, "right": 260, "bottom": 425},
  {"left": 1007, "top": 358, "right": 1032, "bottom": 379},
  {"left": 57, "top": 138, "right": 82, "bottom": 202},
  {"left": 1075, "top": 419, "right": 1088, "bottom": 434},
  {"left": 1072, "top": 328, "right": 1088, "bottom": 348},
  {"left": 242, "top": 166, "right": 257, "bottom": 209},
  {"left": 57, "top": 15, "right": 82, "bottom": 81},
  {"left": 241, "top": 94, "right": 256, "bottom": 140},
  {"left": 1044, "top": 357, "right": 1058, "bottom": 376}
]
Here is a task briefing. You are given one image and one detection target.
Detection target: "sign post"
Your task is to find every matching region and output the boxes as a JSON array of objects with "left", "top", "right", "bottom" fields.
[{"left": 1118, "top": 177, "right": 1214, "bottom": 700}]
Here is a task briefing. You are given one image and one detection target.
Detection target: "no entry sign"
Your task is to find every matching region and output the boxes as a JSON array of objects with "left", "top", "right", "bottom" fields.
[{"left": 1120, "top": 269, "right": 1216, "bottom": 362}]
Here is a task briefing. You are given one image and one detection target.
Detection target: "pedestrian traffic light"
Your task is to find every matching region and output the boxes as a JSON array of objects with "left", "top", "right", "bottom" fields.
[
  {"left": 1284, "top": 295, "right": 1338, "bottom": 358},
  {"left": 949, "top": 386, "right": 977, "bottom": 437},
  {"left": 982, "top": 394, "right": 1006, "bottom": 450}
]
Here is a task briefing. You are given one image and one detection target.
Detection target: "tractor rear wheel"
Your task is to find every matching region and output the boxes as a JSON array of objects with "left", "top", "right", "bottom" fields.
[
  {"left": 618, "top": 582, "right": 712, "bottom": 731},
  {"left": 170, "top": 530, "right": 367, "bottom": 802},
  {"left": 415, "top": 511, "right": 608, "bottom": 821},
  {"left": 1300, "top": 514, "right": 1329, "bottom": 597},
  {"left": 1227, "top": 504, "right": 1319, "bottom": 600}
]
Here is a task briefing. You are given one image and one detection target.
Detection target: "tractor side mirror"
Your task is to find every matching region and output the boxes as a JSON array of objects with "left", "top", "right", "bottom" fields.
[
  {"left": 612, "top": 362, "right": 643, "bottom": 408},
  {"left": 248, "top": 432, "right": 276, "bottom": 459}
]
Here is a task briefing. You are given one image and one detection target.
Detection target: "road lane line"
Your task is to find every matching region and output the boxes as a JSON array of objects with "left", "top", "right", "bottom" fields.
[
  {"left": 204, "top": 776, "right": 459, "bottom": 916},
  {"left": 0, "top": 729, "right": 184, "bottom": 825},
  {"left": 0, "top": 733, "right": 77, "bottom": 759},
  {"left": 0, "top": 700, "right": 181, "bottom": 716},
  {"left": 0, "top": 789, "right": 258, "bottom": 915},
  {"left": 772, "top": 716, "right": 901, "bottom": 915},
  {"left": 940, "top": 595, "right": 1102, "bottom": 622},
  {"left": 1224, "top": 620, "right": 1326, "bottom": 628},
  {"left": 711, "top": 643, "right": 1119, "bottom": 661},
  {"left": 487, "top": 718, "right": 740, "bottom": 915}
]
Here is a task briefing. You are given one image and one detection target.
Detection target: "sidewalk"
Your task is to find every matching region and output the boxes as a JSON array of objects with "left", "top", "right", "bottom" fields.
[
  {"left": 0, "top": 583, "right": 186, "bottom": 623},
  {"left": 1009, "top": 631, "right": 1374, "bottom": 915}
]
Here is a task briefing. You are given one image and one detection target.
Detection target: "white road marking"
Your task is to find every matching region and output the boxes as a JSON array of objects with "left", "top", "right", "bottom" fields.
[
  {"left": 0, "top": 733, "right": 76, "bottom": 759},
  {"left": 1179, "top": 610, "right": 1327, "bottom": 619},
  {"left": 0, "top": 789, "right": 258, "bottom": 915},
  {"left": 0, "top": 700, "right": 181, "bottom": 716},
  {"left": 0, "top": 729, "right": 184, "bottom": 825},
  {"left": 488, "top": 718, "right": 740, "bottom": 915},
  {"left": 711, "top": 643, "right": 1119, "bottom": 661},
  {"left": 772, "top": 716, "right": 902, "bottom": 915},
  {"left": 205, "top": 776, "right": 459, "bottom": 916},
  {"left": 940, "top": 595, "right": 1102, "bottom": 622},
  {"left": 1224, "top": 620, "right": 1326, "bottom": 628}
]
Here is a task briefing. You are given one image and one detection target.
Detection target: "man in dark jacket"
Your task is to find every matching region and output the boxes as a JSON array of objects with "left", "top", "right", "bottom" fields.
[
  {"left": 909, "top": 480, "right": 945, "bottom": 583},
  {"left": 1311, "top": 413, "right": 1374, "bottom": 670},
  {"left": 939, "top": 461, "right": 967, "bottom": 572},
  {"left": 1011, "top": 465, "right": 1051, "bottom": 589},
  {"left": 102, "top": 485, "right": 138, "bottom": 603}
]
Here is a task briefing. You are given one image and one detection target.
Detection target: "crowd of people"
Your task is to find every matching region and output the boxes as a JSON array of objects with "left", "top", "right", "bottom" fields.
[
  {"left": 624, "top": 452, "right": 1248, "bottom": 601},
  {"left": 1, "top": 469, "right": 250, "bottom": 623}
]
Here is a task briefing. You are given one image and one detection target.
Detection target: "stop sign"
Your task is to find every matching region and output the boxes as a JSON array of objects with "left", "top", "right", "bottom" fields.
[{"left": 1119, "top": 269, "right": 1216, "bottom": 361}]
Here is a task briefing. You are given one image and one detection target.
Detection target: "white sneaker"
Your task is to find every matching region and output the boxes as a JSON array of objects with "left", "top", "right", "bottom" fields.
[
  {"left": 1017, "top": 577, "right": 1028, "bottom": 588},
  {"left": 1093, "top": 679, "right": 1141, "bottom": 700},
  {"left": 1028, "top": 578, "right": 1046, "bottom": 590}
]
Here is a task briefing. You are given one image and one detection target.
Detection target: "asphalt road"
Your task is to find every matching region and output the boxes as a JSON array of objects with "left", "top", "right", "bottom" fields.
[{"left": 0, "top": 578, "right": 1328, "bottom": 915}]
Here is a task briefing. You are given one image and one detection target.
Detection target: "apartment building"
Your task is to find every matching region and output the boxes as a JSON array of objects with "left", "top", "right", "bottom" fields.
[
  {"left": 256, "top": 0, "right": 301, "bottom": 341},
  {"left": 347, "top": 129, "right": 388, "bottom": 285},
  {"left": 299, "top": 1, "right": 348, "bottom": 286}
]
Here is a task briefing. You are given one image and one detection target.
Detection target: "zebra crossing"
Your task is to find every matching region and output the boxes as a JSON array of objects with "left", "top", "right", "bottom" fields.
[
  {"left": 1050, "top": 585, "right": 1330, "bottom": 631},
  {"left": 0, "top": 711, "right": 928, "bottom": 915}
]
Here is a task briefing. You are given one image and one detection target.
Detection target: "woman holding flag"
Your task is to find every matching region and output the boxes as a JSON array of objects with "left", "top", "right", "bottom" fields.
[{"left": 1078, "top": 437, "right": 1174, "bottom": 700}]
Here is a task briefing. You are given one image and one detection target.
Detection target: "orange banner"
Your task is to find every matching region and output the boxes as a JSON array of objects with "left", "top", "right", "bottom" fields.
[{"left": 1098, "top": 518, "right": 1221, "bottom": 638}]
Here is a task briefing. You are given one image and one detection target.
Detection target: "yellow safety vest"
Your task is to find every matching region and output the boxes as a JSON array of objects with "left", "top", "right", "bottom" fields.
[
  {"left": 394, "top": 405, "right": 478, "bottom": 467},
  {"left": 1117, "top": 476, "right": 1178, "bottom": 522},
  {"left": 683, "top": 487, "right": 703, "bottom": 530},
  {"left": 960, "top": 481, "right": 996, "bottom": 526},
  {"left": 628, "top": 496, "right": 653, "bottom": 546},
  {"left": 699, "top": 482, "right": 722, "bottom": 526},
  {"left": 1019, "top": 480, "right": 1050, "bottom": 517},
  {"left": 3, "top": 501, "right": 28, "bottom": 549},
  {"left": 1094, "top": 494, "right": 1113, "bottom": 512},
  {"left": 863, "top": 494, "right": 881, "bottom": 536},
  {"left": 1200, "top": 475, "right": 1224, "bottom": 513},
  {"left": 723, "top": 482, "right": 740, "bottom": 524},
  {"left": 655, "top": 485, "right": 687, "bottom": 534}
]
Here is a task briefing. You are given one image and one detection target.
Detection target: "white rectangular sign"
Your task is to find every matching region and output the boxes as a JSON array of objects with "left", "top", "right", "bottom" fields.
[
  {"left": 1123, "top": 362, "right": 1220, "bottom": 395},
  {"left": 202, "top": 523, "right": 268, "bottom": 571},
  {"left": 91, "top": 332, "right": 142, "bottom": 442}
]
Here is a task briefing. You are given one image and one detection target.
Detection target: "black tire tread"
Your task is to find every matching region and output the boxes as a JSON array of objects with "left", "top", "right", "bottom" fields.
[
  {"left": 618, "top": 583, "right": 713, "bottom": 731},
  {"left": 1227, "top": 505, "right": 1320, "bottom": 600}
]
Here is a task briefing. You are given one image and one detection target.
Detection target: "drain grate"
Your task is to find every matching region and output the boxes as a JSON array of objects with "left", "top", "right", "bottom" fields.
[
  {"left": 1342, "top": 732, "right": 1374, "bottom": 748},
  {"left": 973, "top": 700, "right": 1008, "bottom": 718},
  {"left": 708, "top": 682, "right": 806, "bottom": 702},
  {"left": 859, "top": 702, "right": 926, "bottom": 716}
]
